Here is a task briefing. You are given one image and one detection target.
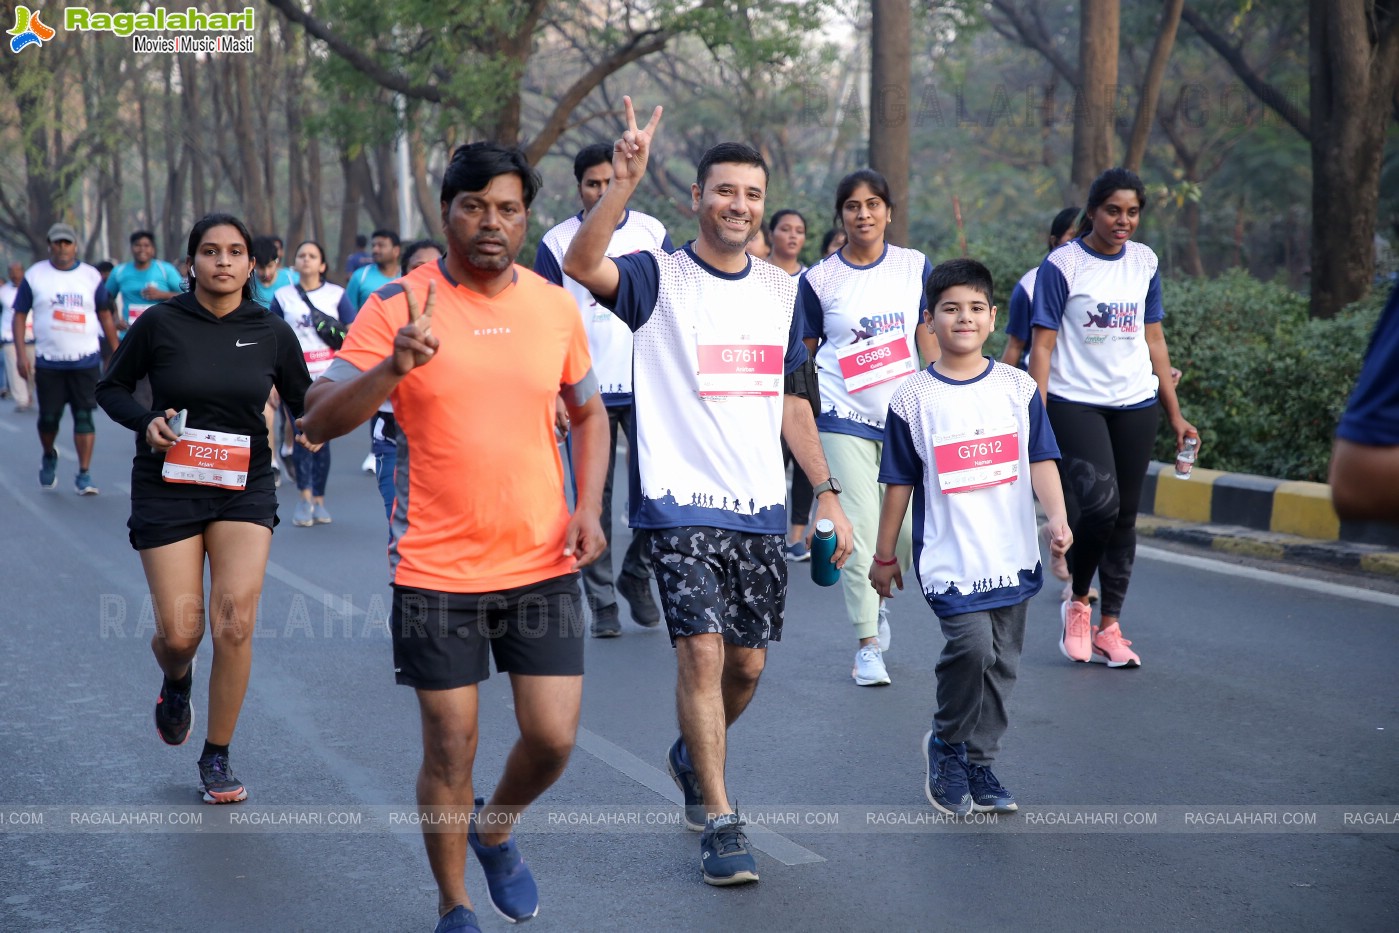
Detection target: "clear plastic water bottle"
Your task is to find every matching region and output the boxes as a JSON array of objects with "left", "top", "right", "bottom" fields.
[
  {"left": 1174, "top": 431, "right": 1199, "bottom": 479},
  {"left": 810, "top": 518, "right": 840, "bottom": 586}
]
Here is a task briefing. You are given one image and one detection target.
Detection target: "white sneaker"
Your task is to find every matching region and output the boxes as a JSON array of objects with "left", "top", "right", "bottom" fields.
[
  {"left": 877, "top": 604, "right": 892, "bottom": 653},
  {"left": 361, "top": 452, "right": 376, "bottom": 474},
  {"left": 852, "top": 645, "right": 891, "bottom": 686}
]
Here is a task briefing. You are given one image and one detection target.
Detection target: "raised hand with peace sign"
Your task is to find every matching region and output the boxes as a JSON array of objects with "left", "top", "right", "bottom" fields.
[
  {"left": 392, "top": 279, "right": 439, "bottom": 376},
  {"left": 612, "top": 96, "right": 663, "bottom": 186}
]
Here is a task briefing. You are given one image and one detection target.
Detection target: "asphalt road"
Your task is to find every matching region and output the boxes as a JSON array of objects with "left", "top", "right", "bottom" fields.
[{"left": 1, "top": 409, "right": 1396, "bottom": 932}]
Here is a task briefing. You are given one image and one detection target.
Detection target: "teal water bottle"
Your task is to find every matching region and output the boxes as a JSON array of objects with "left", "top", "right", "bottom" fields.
[{"left": 810, "top": 518, "right": 840, "bottom": 587}]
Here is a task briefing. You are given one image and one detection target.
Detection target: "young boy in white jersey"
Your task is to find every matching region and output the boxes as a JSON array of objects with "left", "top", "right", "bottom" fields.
[{"left": 870, "top": 259, "right": 1071, "bottom": 816}]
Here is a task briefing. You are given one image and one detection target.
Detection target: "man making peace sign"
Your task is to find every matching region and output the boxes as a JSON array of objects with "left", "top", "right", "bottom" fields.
[{"left": 301, "top": 142, "right": 609, "bottom": 933}]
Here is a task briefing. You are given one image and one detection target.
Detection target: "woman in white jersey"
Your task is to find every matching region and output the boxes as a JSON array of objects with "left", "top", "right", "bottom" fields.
[
  {"left": 799, "top": 169, "right": 938, "bottom": 687},
  {"left": 1029, "top": 168, "right": 1198, "bottom": 669},
  {"left": 768, "top": 209, "right": 807, "bottom": 278},
  {"left": 269, "top": 240, "right": 345, "bottom": 527},
  {"left": 769, "top": 209, "right": 814, "bottom": 560}
]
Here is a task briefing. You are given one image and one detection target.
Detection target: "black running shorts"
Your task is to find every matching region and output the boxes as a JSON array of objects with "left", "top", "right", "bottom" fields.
[
  {"left": 127, "top": 488, "right": 278, "bottom": 551},
  {"left": 647, "top": 526, "right": 787, "bottom": 648},
  {"left": 390, "top": 574, "right": 586, "bottom": 690},
  {"left": 35, "top": 364, "right": 99, "bottom": 418}
]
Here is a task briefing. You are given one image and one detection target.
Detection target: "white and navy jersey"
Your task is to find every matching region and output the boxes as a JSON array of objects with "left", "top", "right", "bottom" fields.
[
  {"left": 1005, "top": 267, "right": 1037, "bottom": 346},
  {"left": 603, "top": 245, "right": 807, "bottom": 535},
  {"left": 534, "top": 210, "right": 673, "bottom": 406},
  {"left": 799, "top": 244, "right": 933, "bottom": 439},
  {"left": 1, "top": 280, "right": 32, "bottom": 343},
  {"left": 1030, "top": 238, "right": 1163, "bottom": 408},
  {"left": 879, "top": 360, "right": 1059, "bottom": 618},
  {"left": 270, "top": 281, "right": 345, "bottom": 380},
  {"left": 1337, "top": 282, "right": 1399, "bottom": 446},
  {"left": 14, "top": 261, "right": 109, "bottom": 368}
]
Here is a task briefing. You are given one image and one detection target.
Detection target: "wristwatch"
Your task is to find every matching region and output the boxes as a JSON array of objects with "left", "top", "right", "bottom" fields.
[{"left": 812, "top": 477, "right": 842, "bottom": 498}]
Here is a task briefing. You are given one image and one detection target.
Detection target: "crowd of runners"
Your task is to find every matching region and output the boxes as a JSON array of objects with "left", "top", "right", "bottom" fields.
[{"left": 7, "top": 92, "right": 1399, "bottom": 933}]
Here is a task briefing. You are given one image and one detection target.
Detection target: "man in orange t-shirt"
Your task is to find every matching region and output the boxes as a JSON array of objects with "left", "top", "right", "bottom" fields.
[{"left": 302, "top": 142, "right": 608, "bottom": 933}]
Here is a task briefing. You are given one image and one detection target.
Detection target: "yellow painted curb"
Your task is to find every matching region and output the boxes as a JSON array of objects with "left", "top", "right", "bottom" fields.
[
  {"left": 1270, "top": 481, "right": 1340, "bottom": 540},
  {"left": 1154, "top": 467, "right": 1218, "bottom": 524},
  {"left": 1213, "top": 537, "right": 1287, "bottom": 560},
  {"left": 1359, "top": 552, "right": 1399, "bottom": 577}
]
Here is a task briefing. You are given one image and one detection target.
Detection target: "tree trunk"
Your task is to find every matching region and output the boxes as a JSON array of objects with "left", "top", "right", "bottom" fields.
[
  {"left": 337, "top": 148, "right": 364, "bottom": 281},
  {"left": 179, "top": 57, "right": 207, "bottom": 218},
  {"left": 231, "top": 55, "right": 271, "bottom": 235},
  {"left": 410, "top": 122, "right": 443, "bottom": 239},
  {"left": 1071, "top": 0, "right": 1120, "bottom": 192},
  {"left": 1307, "top": 0, "right": 1399, "bottom": 318},
  {"left": 869, "top": 0, "right": 911, "bottom": 246},
  {"left": 137, "top": 87, "right": 155, "bottom": 232},
  {"left": 1123, "top": 0, "right": 1184, "bottom": 173}
]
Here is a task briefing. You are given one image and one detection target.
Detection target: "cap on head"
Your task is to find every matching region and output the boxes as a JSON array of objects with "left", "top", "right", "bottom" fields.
[{"left": 47, "top": 222, "right": 78, "bottom": 244}]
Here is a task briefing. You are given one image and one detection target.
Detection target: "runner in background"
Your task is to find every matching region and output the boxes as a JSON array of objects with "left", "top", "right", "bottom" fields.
[
  {"left": 96, "top": 212, "right": 316, "bottom": 805},
  {"left": 1001, "top": 207, "right": 1079, "bottom": 370},
  {"left": 2, "top": 261, "right": 36, "bottom": 412},
  {"left": 745, "top": 224, "right": 772, "bottom": 260},
  {"left": 800, "top": 169, "right": 937, "bottom": 687},
  {"left": 340, "top": 229, "right": 402, "bottom": 475},
  {"left": 767, "top": 209, "right": 814, "bottom": 560}
]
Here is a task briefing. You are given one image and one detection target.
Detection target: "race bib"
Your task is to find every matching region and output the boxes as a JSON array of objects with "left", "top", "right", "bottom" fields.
[
  {"left": 836, "top": 330, "right": 915, "bottom": 393},
  {"left": 53, "top": 308, "right": 86, "bottom": 331},
  {"left": 161, "top": 427, "right": 251, "bottom": 490},
  {"left": 304, "top": 347, "right": 335, "bottom": 379},
  {"left": 127, "top": 302, "right": 153, "bottom": 324},
  {"left": 932, "top": 424, "right": 1020, "bottom": 494},
  {"left": 696, "top": 330, "right": 783, "bottom": 398}
]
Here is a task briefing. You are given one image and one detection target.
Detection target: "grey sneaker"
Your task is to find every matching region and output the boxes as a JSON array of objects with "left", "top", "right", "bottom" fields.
[
  {"left": 312, "top": 502, "right": 332, "bottom": 524},
  {"left": 292, "top": 499, "right": 314, "bottom": 526},
  {"left": 591, "top": 603, "right": 621, "bottom": 638},
  {"left": 616, "top": 572, "right": 660, "bottom": 627}
]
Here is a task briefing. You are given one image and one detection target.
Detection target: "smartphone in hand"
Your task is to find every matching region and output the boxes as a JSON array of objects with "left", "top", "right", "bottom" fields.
[{"left": 168, "top": 409, "right": 187, "bottom": 437}]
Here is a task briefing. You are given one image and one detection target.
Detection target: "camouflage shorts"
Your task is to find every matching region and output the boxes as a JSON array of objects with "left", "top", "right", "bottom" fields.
[{"left": 646, "top": 526, "right": 787, "bottom": 648}]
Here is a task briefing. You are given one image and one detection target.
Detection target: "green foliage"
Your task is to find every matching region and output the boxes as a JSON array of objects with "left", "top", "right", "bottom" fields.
[{"left": 1156, "top": 271, "right": 1385, "bottom": 481}]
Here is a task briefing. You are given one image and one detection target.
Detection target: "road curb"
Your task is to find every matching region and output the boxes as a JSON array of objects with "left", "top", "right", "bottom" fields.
[{"left": 1137, "top": 515, "right": 1399, "bottom": 580}]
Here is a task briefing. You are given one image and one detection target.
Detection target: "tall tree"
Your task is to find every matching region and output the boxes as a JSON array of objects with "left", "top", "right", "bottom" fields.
[
  {"left": 1122, "top": 0, "right": 1185, "bottom": 173},
  {"left": 1071, "top": 0, "right": 1120, "bottom": 191},
  {"left": 870, "top": 0, "right": 912, "bottom": 245}
]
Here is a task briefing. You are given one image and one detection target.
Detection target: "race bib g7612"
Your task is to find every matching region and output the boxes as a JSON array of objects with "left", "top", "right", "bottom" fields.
[{"left": 932, "top": 424, "right": 1020, "bottom": 494}]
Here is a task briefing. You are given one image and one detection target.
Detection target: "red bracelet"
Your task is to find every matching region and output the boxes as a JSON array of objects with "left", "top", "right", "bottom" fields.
[{"left": 872, "top": 555, "right": 899, "bottom": 566}]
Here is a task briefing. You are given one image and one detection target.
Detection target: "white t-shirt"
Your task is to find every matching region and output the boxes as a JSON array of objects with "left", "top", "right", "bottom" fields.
[
  {"left": 1, "top": 280, "right": 32, "bottom": 343},
  {"left": 879, "top": 360, "right": 1059, "bottom": 618},
  {"left": 271, "top": 281, "right": 346, "bottom": 380},
  {"left": 604, "top": 245, "right": 808, "bottom": 535},
  {"left": 534, "top": 210, "right": 672, "bottom": 405},
  {"left": 16, "top": 261, "right": 108, "bottom": 365},
  {"left": 1030, "top": 238, "right": 1164, "bottom": 408},
  {"left": 799, "top": 244, "right": 933, "bottom": 440}
]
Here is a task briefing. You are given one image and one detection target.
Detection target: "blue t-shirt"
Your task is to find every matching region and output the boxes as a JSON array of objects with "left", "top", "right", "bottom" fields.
[
  {"left": 251, "top": 268, "right": 297, "bottom": 308},
  {"left": 342, "top": 264, "right": 395, "bottom": 322},
  {"left": 106, "top": 260, "right": 183, "bottom": 326},
  {"left": 1337, "top": 282, "right": 1399, "bottom": 446}
]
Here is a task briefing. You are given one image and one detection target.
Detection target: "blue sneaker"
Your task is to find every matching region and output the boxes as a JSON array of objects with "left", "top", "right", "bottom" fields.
[
  {"left": 74, "top": 470, "right": 99, "bottom": 495},
  {"left": 467, "top": 797, "right": 538, "bottom": 923},
  {"left": 700, "top": 812, "right": 759, "bottom": 886},
  {"left": 923, "top": 731, "right": 972, "bottom": 816},
  {"left": 666, "top": 737, "right": 706, "bottom": 831},
  {"left": 783, "top": 541, "right": 810, "bottom": 562},
  {"left": 39, "top": 450, "right": 57, "bottom": 489},
  {"left": 968, "top": 763, "right": 1018, "bottom": 813},
  {"left": 433, "top": 906, "right": 482, "bottom": 933}
]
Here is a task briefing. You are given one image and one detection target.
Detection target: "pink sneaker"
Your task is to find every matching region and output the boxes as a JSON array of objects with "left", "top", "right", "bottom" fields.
[
  {"left": 1091, "top": 622, "right": 1141, "bottom": 668},
  {"left": 1041, "top": 523, "right": 1069, "bottom": 581},
  {"left": 1059, "top": 599, "right": 1092, "bottom": 663}
]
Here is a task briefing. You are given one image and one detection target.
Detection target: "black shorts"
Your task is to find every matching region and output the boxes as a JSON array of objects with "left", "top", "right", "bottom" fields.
[
  {"left": 128, "top": 488, "right": 279, "bottom": 550},
  {"left": 647, "top": 526, "right": 787, "bottom": 649},
  {"left": 35, "top": 365, "right": 99, "bottom": 418},
  {"left": 390, "top": 574, "right": 586, "bottom": 690}
]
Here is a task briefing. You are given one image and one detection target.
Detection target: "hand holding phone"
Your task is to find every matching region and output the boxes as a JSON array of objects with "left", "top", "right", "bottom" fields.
[{"left": 168, "top": 409, "right": 187, "bottom": 437}]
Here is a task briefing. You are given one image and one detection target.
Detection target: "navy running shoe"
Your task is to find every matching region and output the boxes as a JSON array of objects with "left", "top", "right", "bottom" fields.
[
  {"left": 667, "top": 737, "right": 706, "bottom": 831},
  {"left": 923, "top": 731, "right": 972, "bottom": 817},
  {"left": 700, "top": 812, "right": 759, "bottom": 886},
  {"left": 154, "top": 673, "right": 193, "bottom": 746},
  {"left": 968, "top": 763, "right": 1019, "bottom": 813},
  {"left": 433, "top": 906, "right": 482, "bottom": 933},
  {"left": 198, "top": 752, "right": 247, "bottom": 804},
  {"left": 467, "top": 797, "right": 539, "bottom": 923},
  {"left": 39, "top": 450, "right": 58, "bottom": 489}
]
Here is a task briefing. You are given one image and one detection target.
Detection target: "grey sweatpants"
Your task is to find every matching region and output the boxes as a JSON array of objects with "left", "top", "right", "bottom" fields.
[{"left": 933, "top": 600, "right": 1028, "bottom": 765}]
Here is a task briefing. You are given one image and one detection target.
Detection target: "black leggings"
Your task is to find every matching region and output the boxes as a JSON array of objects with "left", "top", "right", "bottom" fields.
[
  {"left": 781, "top": 439, "right": 814, "bottom": 527},
  {"left": 1046, "top": 400, "right": 1159, "bottom": 618}
]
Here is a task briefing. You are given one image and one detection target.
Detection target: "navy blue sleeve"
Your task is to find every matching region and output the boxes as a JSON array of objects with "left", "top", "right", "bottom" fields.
[
  {"left": 1144, "top": 270, "right": 1164, "bottom": 324},
  {"left": 532, "top": 240, "right": 564, "bottom": 286},
  {"left": 337, "top": 290, "right": 358, "bottom": 326},
  {"left": 878, "top": 409, "right": 923, "bottom": 485},
  {"left": 13, "top": 279, "right": 33, "bottom": 314},
  {"left": 95, "top": 281, "right": 110, "bottom": 311},
  {"left": 660, "top": 231, "right": 676, "bottom": 253},
  {"left": 269, "top": 296, "right": 285, "bottom": 321},
  {"left": 1337, "top": 283, "right": 1399, "bottom": 445},
  {"left": 1026, "top": 390, "right": 1060, "bottom": 461},
  {"left": 797, "top": 275, "right": 824, "bottom": 344},
  {"left": 603, "top": 251, "right": 661, "bottom": 332},
  {"left": 1030, "top": 259, "right": 1069, "bottom": 331},
  {"left": 783, "top": 298, "right": 808, "bottom": 375},
  {"left": 1006, "top": 282, "right": 1031, "bottom": 343},
  {"left": 918, "top": 255, "right": 934, "bottom": 313}
]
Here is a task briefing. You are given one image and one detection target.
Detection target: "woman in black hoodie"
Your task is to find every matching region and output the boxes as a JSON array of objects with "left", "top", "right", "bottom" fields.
[{"left": 98, "top": 213, "right": 316, "bottom": 805}]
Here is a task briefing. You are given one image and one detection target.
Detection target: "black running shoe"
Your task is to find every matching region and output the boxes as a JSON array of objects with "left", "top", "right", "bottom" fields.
[
  {"left": 154, "top": 675, "right": 193, "bottom": 746},
  {"left": 700, "top": 812, "right": 759, "bottom": 886},
  {"left": 198, "top": 752, "right": 247, "bottom": 804},
  {"left": 616, "top": 571, "right": 661, "bottom": 627}
]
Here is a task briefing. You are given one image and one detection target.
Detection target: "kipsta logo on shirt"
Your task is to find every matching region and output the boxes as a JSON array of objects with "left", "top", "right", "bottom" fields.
[
  {"left": 8, "top": 6, "right": 55, "bottom": 53},
  {"left": 1084, "top": 302, "right": 1140, "bottom": 333},
  {"left": 473, "top": 327, "right": 512, "bottom": 336}
]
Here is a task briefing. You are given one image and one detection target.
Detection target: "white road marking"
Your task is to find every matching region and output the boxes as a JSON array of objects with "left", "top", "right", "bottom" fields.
[{"left": 1138, "top": 545, "right": 1399, "bottom": 608}]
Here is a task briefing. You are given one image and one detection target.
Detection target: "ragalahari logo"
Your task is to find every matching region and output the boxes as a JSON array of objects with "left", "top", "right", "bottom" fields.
[{"left": 9, "top": 5, "right": 56, "bottom": 53}]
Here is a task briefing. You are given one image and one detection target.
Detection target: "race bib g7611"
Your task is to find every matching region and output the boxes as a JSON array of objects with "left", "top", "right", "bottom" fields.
[{"left": 696, "top": 331, "right": 783, "bottom": 398}]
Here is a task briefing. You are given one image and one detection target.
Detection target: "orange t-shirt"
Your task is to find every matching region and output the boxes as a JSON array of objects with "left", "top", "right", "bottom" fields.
[{"left": 336, "top": 261, "right": 593, "bottom": 593}]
